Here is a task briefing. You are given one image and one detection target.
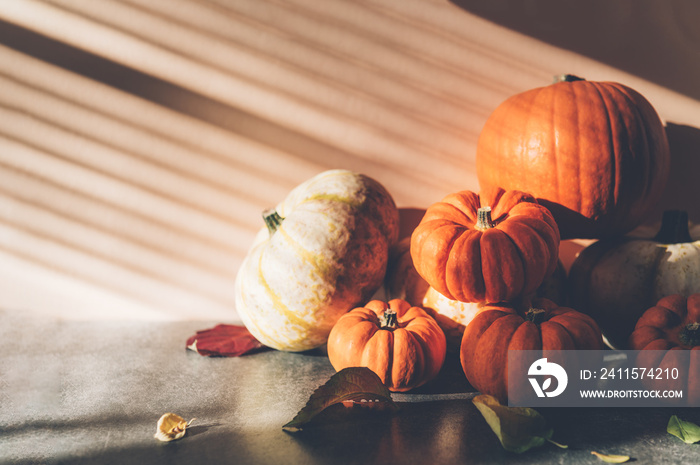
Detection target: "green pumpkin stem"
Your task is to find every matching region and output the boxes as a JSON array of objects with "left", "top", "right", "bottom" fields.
[
  {"left": 553, "top": 74, "right": 585, "bottom": 83},
  {"left": 680, "top": 322, "right": 700, "bottom": 347},
  {"left": 525, "top": 308, "right": 547, "bottom": 325},
  {"left": 380, "top": 309, "right": 398, "bottom": 330},
  {"left": 263, "top": 209, "right": 284, "bottom": 235},
  {"left": 475, "top": 207, "right": 495, "bottom": 231},
  {"left": 653, "top": 210, "right": 692, "bottom": 244}
]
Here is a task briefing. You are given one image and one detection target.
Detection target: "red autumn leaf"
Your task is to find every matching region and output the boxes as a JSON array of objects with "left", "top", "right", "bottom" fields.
[{"left": 186, "top": 324, "right": 266, "bottom": 357}]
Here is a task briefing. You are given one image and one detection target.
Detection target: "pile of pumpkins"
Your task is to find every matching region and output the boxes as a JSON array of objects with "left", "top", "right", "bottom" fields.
[{"left": 235, "top": 75, "right": 700, "bottom": 402}]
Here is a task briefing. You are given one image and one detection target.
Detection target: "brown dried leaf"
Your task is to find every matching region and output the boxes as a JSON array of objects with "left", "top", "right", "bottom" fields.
[
  {"left": 283, "top": 367, "right": 398, "bottom": 430},
  {"left": 186, "top": 324, "right": 266, "bottom": 357}
]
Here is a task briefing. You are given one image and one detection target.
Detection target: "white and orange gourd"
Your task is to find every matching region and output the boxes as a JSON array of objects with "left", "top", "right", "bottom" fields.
[{"left": 235, "top": 170, "right": 400, "bottom": 352}]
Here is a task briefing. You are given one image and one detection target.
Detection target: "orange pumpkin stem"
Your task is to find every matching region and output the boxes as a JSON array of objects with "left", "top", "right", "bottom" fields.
[
  {"left": 525, "top": 308, "right": 547, "bottom": 325},
  {"left": 653, "top": 210, "right": 692, "bottom": 244},
  {"left": 263, "top": 209, "right": 284, "bottom": 235},
  {"left": 680, "top": 322, "right": 700, "bottom": 347},
  {"left": 475, "top": 207, "right": 495, "bottom": 231},
  {"left": 379, "top": 309, "right": 398, "bottom": 330}
]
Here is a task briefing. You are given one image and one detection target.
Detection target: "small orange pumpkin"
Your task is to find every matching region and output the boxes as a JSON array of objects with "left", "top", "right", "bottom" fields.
[
  {"left": 410, "top": 188, "right": 560, "bottom": 303},
  {"left": 327, "top": 299, "right": 447, "bottom": 392},
  {"left": 629, "top": 294, "right": 700, "bottom": 405},
  {"left": 460, "top": 298, "right": 603, "bottom": 403}
]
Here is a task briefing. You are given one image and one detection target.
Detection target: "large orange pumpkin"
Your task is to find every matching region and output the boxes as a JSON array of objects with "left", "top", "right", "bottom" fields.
[
  {"left": 327, "top": 299, "right": 446, "bottom": 392},
  {"left": 460, "top": 298, "right": 603, "bottom": 403},
  {"left": 476, "top": 75, "right": 670, "bottom": 239},
  {"left": 410, "top": 188, "right": 560, "bottom": 304}
]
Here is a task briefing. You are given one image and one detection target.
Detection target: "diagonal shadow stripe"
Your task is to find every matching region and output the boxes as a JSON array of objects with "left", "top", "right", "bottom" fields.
[{"left": 0, "top": 19, "right": 360, "bottom": 176}]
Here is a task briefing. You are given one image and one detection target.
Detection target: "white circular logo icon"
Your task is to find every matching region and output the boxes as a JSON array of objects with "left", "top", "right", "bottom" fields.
[{"left": 528, "top": 357, "right": 568, "bottom": 398}]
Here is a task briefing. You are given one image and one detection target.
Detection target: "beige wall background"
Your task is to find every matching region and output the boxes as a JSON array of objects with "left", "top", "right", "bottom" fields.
[{"left": 1, "top": 0, "right": 699, "bottom": 321}]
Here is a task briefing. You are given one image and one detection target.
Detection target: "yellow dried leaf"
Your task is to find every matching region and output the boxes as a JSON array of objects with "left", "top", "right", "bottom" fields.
[
  {"left": 154, "top": 413, "right": 195, "bottom": 442},
  {"left": 591, "top": 451, "right": 630, "bottom": 463}
]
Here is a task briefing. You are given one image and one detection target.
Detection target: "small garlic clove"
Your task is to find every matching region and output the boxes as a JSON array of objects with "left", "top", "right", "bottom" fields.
[{"left": 154, "top": 413, "right": 195, "bottom": 442}]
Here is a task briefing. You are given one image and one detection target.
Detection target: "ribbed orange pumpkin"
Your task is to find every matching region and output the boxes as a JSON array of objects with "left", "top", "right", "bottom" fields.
[
  {"left": 410, "top": 188, "right": 560, "bottom": 304},
  {"left": 460, "top": 298, "right": 603, "bottom": 403},
  {"left": 476, "top": 75, "right": 670, "bottom": 239},
  {"left": 327, "top": 299, "right": 446, "bottom": 392},
  {"left": 629, "top": 294, "right": 700, "bottom": 405},
  {"left": 629, "top": 295, "right": 700, "bottom": 351}
]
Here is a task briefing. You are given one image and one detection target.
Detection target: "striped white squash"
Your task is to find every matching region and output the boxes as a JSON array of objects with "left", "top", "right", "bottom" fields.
[{"left": 235, "top": 170, "right": 399, "bottom": 351}]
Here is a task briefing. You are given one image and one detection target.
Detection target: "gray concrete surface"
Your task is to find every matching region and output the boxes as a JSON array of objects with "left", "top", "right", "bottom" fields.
[{"left": 2, "top": 309, "right": 699, "bottom": 464}]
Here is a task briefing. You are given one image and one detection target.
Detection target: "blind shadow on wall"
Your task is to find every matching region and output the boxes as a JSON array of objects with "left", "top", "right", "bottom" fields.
[
  {"left": 2, "top": 0, "right": 697, "bottom": 321},
  {"left": 1, "top": 0, "right": 539, "bottom": 320}
]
